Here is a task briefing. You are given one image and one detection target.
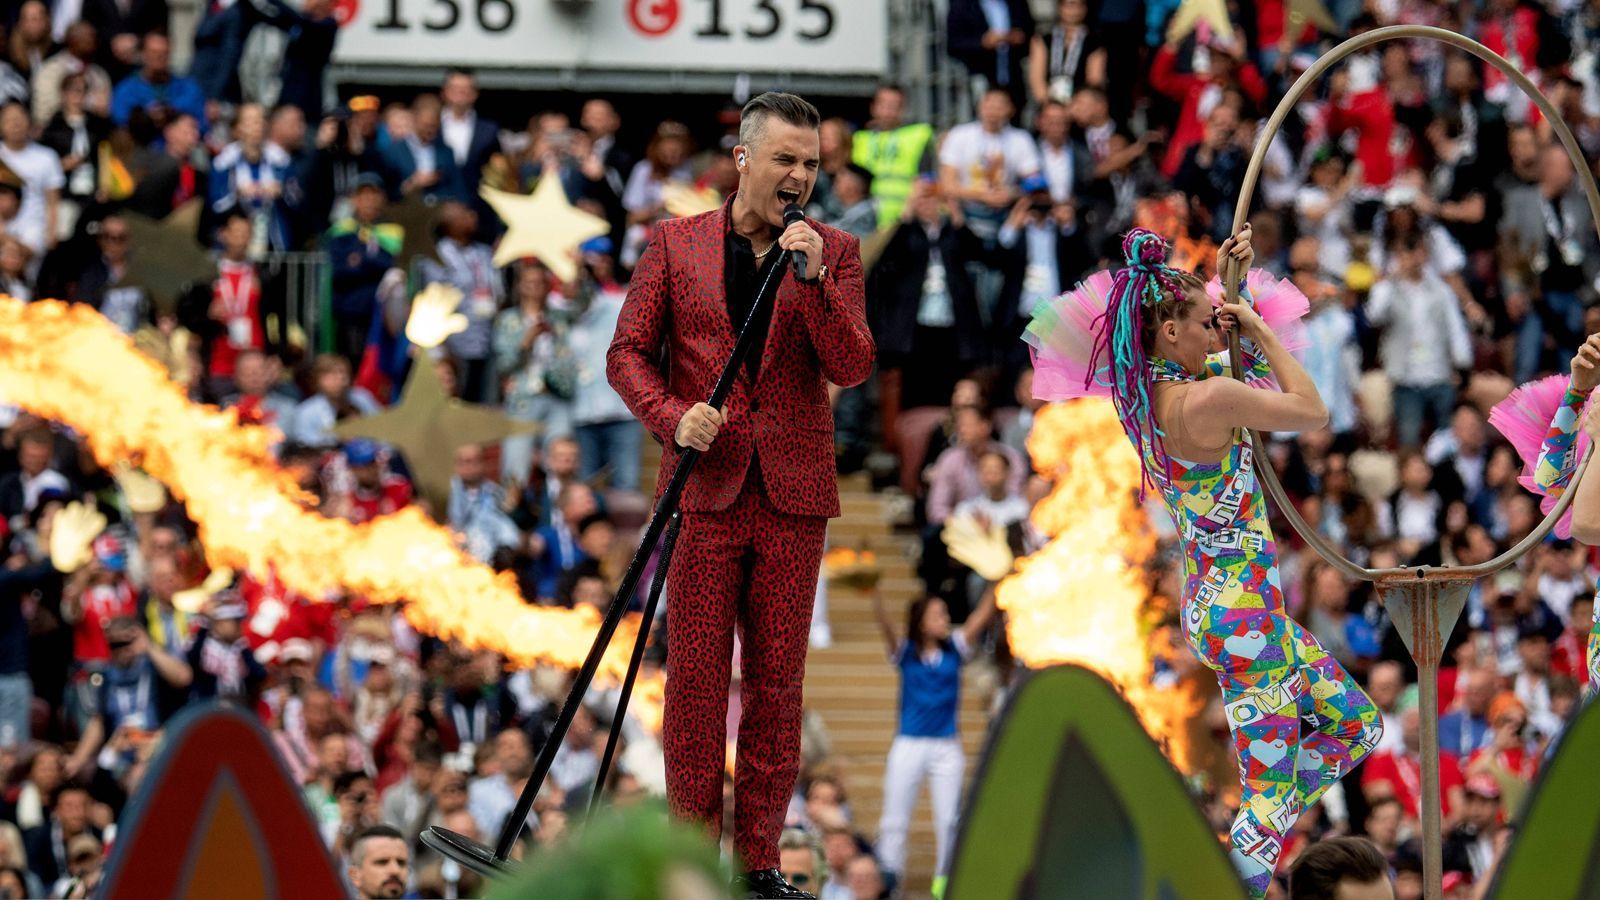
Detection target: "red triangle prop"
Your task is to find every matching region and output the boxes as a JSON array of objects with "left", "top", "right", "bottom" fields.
[{"left": 101, "top": 705, "right": 347, "bottom": 899}]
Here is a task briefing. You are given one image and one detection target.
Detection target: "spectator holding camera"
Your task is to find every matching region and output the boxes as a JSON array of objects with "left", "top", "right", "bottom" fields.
[{"left": 65, "top": 616, "right": 191, "bottom": 780}]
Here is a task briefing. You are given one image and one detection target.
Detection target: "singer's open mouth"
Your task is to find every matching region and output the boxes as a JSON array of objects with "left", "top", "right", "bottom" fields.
[{"left": 777, "top": 188, "right": 801, "bottom": 204}]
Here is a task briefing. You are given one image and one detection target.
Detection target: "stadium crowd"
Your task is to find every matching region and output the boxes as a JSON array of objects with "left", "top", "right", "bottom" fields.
[{"left": 1, "top": 0, "right": 1599, "bottom": 897}]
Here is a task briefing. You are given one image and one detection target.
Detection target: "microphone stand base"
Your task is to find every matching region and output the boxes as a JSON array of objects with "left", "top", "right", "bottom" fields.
[{"left": 420, "top": 827, "right": 521, "bottom": 880}]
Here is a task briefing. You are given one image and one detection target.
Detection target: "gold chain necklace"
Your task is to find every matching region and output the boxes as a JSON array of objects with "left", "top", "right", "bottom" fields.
[{"left": 739, "top": 226, "right": 775, "bottom": 260}]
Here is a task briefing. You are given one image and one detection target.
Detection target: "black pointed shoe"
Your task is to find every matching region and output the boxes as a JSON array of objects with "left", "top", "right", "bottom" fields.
[{"left": 732, "top": 868, "right": 817, "bottom": 899}]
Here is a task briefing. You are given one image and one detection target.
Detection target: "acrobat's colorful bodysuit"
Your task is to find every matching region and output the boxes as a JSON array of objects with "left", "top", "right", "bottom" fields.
[
  {"left": 1025, "top": 246, "right": 1382, "bottom": 896},
  {"left": 1145, "top": 346, "right": 1383, "bottom": 898},
  {"left": 1529, "top": 379, "right": 1600, "bottom": 691}
]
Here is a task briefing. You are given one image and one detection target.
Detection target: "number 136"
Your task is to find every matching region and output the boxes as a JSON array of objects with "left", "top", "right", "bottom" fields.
[{"left": 374, "top": 0, "right": 515, "bottom": 33}]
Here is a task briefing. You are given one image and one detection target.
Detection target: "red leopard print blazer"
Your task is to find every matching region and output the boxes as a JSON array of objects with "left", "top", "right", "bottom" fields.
[{"left": 607, "top": 197, "right": 875, "bottom": 517}]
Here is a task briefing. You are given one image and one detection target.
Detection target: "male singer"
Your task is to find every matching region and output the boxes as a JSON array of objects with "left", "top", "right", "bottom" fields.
[{"left": 608, "top": 93, "right": 874, "bottom": 900}]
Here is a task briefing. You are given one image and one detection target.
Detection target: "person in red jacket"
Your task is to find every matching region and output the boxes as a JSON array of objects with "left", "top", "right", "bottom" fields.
[
  {"left": 1149, "top": 29, "right": 1267, "bottom": 179},
  {"left": 1479, "top": 0, "right": 1540, "bottom": 106},
  {"left": 607, "top": 93, "right": 873, "bottom": 899},
  {"left": 1324, "top": 66, "right": 1404, "bottom": 192}
]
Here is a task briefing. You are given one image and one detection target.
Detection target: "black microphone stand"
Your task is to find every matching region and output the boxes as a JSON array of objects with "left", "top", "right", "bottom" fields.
[{"left": 421, "top": 241, "right": 796, "bottom": 878}]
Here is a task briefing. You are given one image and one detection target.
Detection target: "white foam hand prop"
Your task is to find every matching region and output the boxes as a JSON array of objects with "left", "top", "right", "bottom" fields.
[
  {"left": 941, "top": 515, "right": 1015, "bottom": 582},
  {"left": 404, "top": 282, "right": 469, "bottom": 350},
  {"left": 113, "top": 462, "right": 168, "bottom": 514},
  {"left": 172, "top": 567, "right": 235, "bottom": 614},
  {"left": 50, "top": 501, "right": 107, "bottom": 573}
]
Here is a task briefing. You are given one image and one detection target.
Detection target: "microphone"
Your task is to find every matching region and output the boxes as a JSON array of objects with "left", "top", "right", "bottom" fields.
[{"left": 783, "top": 203, "right": 807, "bottom": 281}]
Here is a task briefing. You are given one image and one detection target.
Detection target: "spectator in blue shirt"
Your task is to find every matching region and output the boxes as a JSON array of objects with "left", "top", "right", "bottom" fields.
[
  {"left": 109, "top": 32, "right": 206, "bottom": 133},
  {"left": 868, "top": 587, "right": 996, "bottom": 887},
  {"left": 529, "top": 484, "right": 599, "bottom": 602},
  {"left": 1439, "top": 667, "right": 1496, "bottom": 761}
]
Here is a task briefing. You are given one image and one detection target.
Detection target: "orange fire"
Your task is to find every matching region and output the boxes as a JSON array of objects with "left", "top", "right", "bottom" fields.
[
  {"left": 0, "top": 299, "right": 644, "bottom": 676},
  {"left": 997, "top": 399, "right": 1194, "bottom": 771},
  {"left": 631, "top": 671, "right": 666, "bottom": 735}
]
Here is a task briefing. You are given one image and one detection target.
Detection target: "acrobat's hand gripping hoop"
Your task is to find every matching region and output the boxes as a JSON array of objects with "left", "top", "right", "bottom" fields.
[{"left": 1223, "top": 25, "right": 1600, "bottom": 900}]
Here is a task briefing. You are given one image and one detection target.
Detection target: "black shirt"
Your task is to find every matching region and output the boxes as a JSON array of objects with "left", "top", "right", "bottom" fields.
[
  {"left": 1542, "top": 197, "right": 1584, "bottom": 294},
  {"left": 724, "top": 222, "right": 785, "bottom": 384}
]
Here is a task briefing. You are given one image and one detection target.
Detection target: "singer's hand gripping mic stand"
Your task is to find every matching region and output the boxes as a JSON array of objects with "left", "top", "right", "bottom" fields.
[{"left": 421, "top": 206, "right": 810, "bottom": 877}]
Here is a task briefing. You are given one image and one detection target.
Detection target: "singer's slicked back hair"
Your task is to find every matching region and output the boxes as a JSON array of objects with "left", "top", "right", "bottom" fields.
[{"left": 739, "top": 92, "right": 821, "bottom": 151}]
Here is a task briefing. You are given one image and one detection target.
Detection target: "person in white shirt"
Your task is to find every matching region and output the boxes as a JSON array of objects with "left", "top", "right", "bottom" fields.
[
  {"left": 951, "top": 449, "right": 1030, "bottom": 529},
  {"left": 1389, "top": 451, "right": 1442, "bottom": 559},
  {"left": 466, "top": 728, "right": 533, "bottom": 839},
  {"left": 567, "top": 246, "right": 643, "bottom": 491},
  {"left": 937, "top": 86, "right": 1040, "bottom": 243},
  {"left": 288, "top": 354, "right": 379, "bottom": 448},
  {"left": 0, "top": 101, "right": 61, "bottom": 254},
  {"left": 1365, "top": 229, "right": 1472, "bottom": 448},
  {"left": 1513, "top": 627, "right": 1562, "bottom": 741},
  {"left": 1292, "top": 239, "right": 1361, "bottom": 438},
  {"left": 1364, "top": 661, "right": 1406, "bottom": 757},
  {"left": 1033, "top": 100, "right": 1081, "bottom": 205},
  {"left": 1294, "top": 151, "right": 1357, "bottom": 281},
  {"left": 939, "top": 87, "right": 1040, "bottom": 331}
]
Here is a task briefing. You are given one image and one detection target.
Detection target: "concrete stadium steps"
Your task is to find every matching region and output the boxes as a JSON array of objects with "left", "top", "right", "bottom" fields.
[{"left": 639, "top": 439, "right": 991, "bottom": 897}]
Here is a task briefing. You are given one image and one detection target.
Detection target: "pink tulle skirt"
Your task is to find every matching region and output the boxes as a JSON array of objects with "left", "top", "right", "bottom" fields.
[
  {"left": 1488, "top": 373, "right": 1590, "bottom": 539},
  {"left": 1024, "top": 267, "right": 1311, "bottom": 402}
]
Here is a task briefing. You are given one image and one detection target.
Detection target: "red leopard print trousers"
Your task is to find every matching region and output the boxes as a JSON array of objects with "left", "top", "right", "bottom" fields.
[{"left": 664, "top": 476, "right": 827, "bottom": 871}]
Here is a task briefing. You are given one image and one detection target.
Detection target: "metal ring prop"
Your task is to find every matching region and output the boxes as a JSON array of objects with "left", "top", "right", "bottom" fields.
[{"left": 1224, "top": 24, "right": 1598, "bottom": 583}]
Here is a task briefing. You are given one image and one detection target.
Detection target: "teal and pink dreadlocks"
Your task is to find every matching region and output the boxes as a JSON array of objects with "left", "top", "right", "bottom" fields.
[{"left": 1086, "top": 228, "right": 1186, "bottom": 493}]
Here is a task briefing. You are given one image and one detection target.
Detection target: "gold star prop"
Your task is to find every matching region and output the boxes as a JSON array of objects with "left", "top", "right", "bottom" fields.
[
  {"left": 333, "top": 284, "right": 536, "bottom": 516},
  {"left": 1166, "top": 0, "right": 1234, "bottom": 45},
  {"left": 333, "top": 357, "right": 536, "bottom": 518},
  {"left": 1287, "top": 0, "right": 1336, "bottom": 34},
  {"left": 481, "top": 177, "right": 609, "bottom": 285},
  {"left": 117, "top": 199, "right": 217, "bottom": 314},
  {"left": 388, "top": 191, "right": 442, "bottom": 271}
]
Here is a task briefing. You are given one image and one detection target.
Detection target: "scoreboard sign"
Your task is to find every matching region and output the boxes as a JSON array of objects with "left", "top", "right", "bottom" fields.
[{"left": 333, "top": 0, "right": 888, "bottom": 74}]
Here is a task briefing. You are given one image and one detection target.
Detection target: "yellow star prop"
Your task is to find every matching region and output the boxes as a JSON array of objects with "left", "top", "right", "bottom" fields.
[
  {"left": 1167, "top": 0, "right": 1234, "bottom": 44},
  {"left": 0, "top": 298, "right": 639, "bottom": 674},
  {"left": 481, "top": 177, "right": 609, "bottom": 284}
]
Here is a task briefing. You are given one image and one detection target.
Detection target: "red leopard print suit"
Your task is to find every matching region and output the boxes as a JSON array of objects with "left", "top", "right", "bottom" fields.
[{"left": 607, "top": 195, "right": 874, "bottom": 870}]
